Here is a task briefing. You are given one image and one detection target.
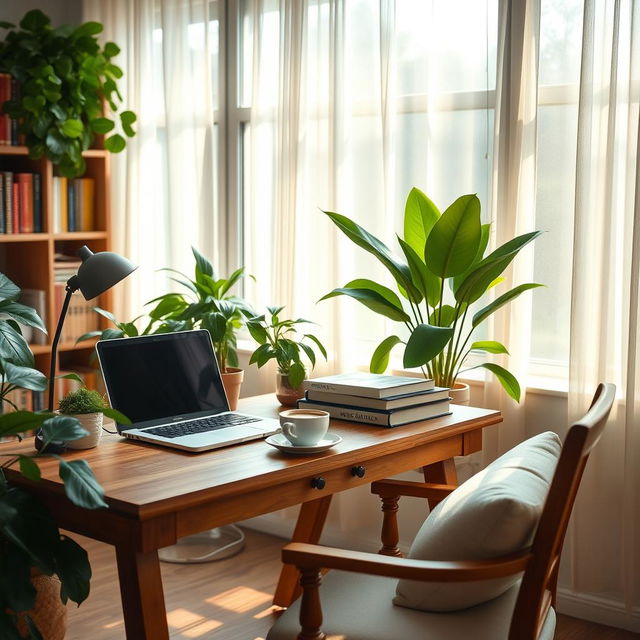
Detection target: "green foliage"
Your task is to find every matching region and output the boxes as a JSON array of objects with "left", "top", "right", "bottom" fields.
[
  {"left": 246, "top": 307, "right": 327, "bottom": 389},
  {"left": 322, "top": 187, "right": 544, "bottom": 402},
  {"left": 0, "top": 271, "right": 106, "bottom": 638},
  {"left": 58, "top": 388, "right": 105, "bottom": 414},
  {"left": 0, "top": 10, "right": 136, "bottom": 178}
]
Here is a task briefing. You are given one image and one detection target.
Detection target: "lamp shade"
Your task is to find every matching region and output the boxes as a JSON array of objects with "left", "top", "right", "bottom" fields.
[{"left": 75, "top": 246, "right": 138, "bottom": 300}]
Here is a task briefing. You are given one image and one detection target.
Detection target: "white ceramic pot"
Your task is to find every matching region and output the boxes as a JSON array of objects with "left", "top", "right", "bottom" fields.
[
  {"left": 449, "top": 382, "right": 471, "bottom": 406},
  {"left": 65, "top": 412, "right": 103, "bottom": 449}
]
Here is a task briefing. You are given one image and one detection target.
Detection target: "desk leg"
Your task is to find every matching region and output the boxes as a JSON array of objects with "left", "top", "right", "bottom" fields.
[
  {"left": 422, "top": 458, "right": 458, "bottom": 511},
  {"left": 116, "top": 545, "right": 169, "bottom": 640},
  {"left": 273, "top": 495, "right": 332, "bottom": 607}
]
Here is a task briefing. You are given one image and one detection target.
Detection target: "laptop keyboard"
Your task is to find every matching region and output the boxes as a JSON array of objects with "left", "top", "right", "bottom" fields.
[{"left": 144, "top": 414, "right": 262, "bottom": 439}]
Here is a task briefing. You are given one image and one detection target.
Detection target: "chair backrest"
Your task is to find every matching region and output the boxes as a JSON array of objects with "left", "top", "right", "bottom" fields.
[{"left": 510, "top": 382, "right": 616, "bottom": 639}]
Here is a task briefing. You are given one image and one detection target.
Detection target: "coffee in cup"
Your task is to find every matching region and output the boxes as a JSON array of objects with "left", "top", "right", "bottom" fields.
[{"left": 279, "top": 409, "right": 330, "bottom": 446}]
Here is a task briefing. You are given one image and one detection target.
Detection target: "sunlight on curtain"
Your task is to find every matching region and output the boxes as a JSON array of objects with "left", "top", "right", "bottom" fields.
[
  {"left": 568, "top": 0, "right": 640, "bottom": 612},
  {"left": 82, "top": 0, "right": 219, "bottom": 319},
  {"left": 243, "top": 0, "right": 497, "bottom": 374}
]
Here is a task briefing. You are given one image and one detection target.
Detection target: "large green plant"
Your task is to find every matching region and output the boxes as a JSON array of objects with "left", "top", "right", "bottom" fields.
[
  {"left": 322, "top": 188, "right": 542, "bottom": 401},
  {"left": 0, "top": 10, "right": 136, "bottom": 177},
  {"left": 0, "top": 274, "right": 110, "bottom": 639},
  {"left": 247, "top": 307, "right": 327, "bottom": 389}
]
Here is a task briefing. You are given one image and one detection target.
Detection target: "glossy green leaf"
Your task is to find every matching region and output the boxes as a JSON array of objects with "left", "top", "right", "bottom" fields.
[
  {"left": 101, "top": 407, "right": 131, "bottom": 425},
  {"left": 18, "top": 456, "right": 41, "bottom": 482},
  {"left": 55, "top": 535, "right": 91, "bottom": 605},
  {"left": 299, "top": 342, "right": 316, "bottom": 369},
  {"left": 192, "top": 246, "right": 215, "bottom": 280},
  {"left": 470, "top": 340, "right": 509, "bottom": 354},
  {"left": 0, "top": 323, "right": 33, "bottom": 367},
  {"left": 425, "top": 194, "right": 482, "bottom": 277},
  {"left": 104, "top": 134, "right": 125, "bottom": 153},
  {"left": 0, "top": 411, "right": 52, "bottom": 437},
  {"left": 72, "top": 21, "right": 103, "bottom": 38},
  {"left": 303, "top": 334, "right": 327, "bottom": 360},
  {"left": 120, "top": 110, "right": 136, "bottom": 137},
  {"left": 103, "top": 42, "right": 121, "bottom": 58},
  {"left": 478, "top": 363, "right": 521, "bottom": 402},
  {"left": 58, "top": 459, "right": 107, "bottom": 509},
  {"left": 370, "top": 335, "right": 402, "bottom": 374},
  {"left": 246, "top": 320, "right": 268, "bottom": 344},
  {"left": 397, "top": 237, "right": 436, "bottom": 304},
  {"left": 452, "top": 223, "right": 491, "bottom": 292},
  {"left": 0, "top": 301, "right": 46, "bottom": 331},
  {"left": 3, "top": 362, "right": 47, "bottom": 391},
  {"left": 320, "top": 287, "right": 410, "bottom": 322},
  {"left": 61, "top": 119, "right": 83, "bottom": 138},
  {"left": 20, "top": 10, "right": 50, "bottom": 32},
  {"left": 323, "top": 211, "right": 421, "bottom": 299},
  {"left": 428, "top": 305, "right": 457, "bottom": 327},
  {"left": 288, "top": 362, "right": 306, "bottom": 389},
  {"left": 0, "top": 274, "right": 21, "bottom": 301},
  {"left": 472, "top": 283, "right": 544, "bottom": 327},
  {"left": 89, "top": 117, "right": 114, "bottom": 134},
  {"left": 403, "top": 324, "right": 454, "bottom": 368},
  {"left": 403, "top": 187, "right": 439, "bottom": 257},
  {"left": 40, "top": 416, "right": 88, "bottom": 443}
]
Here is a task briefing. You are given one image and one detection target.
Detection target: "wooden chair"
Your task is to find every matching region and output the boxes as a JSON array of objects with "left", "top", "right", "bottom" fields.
[{"left": 267, "top": 383, "right": 615, "bottom": 640}]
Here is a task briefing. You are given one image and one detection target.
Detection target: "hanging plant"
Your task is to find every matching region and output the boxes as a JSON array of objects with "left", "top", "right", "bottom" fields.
[{"left": 0, "top": 9, "right": 136, "bottom": 177}]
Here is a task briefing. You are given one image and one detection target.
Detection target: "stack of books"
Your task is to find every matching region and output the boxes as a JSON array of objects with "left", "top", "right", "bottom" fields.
[
  {"left": 0, "top": 171, "right": 43, "bottom": 233},
  {"left": 297, "top": 373, "right": 451, "bottom": 427},
  {"left": 52, "top": 176, "right": 95, "bottom": 232}
]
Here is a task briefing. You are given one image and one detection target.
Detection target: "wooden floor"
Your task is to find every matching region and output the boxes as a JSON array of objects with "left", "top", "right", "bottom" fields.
[{"left": 66, "top": 528, "right": 638, "bottom": 639}]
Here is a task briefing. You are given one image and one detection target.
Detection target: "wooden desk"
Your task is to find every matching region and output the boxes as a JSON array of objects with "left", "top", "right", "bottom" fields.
[{"left": 6, "top": 395, "right": 500, "bottom": 639}]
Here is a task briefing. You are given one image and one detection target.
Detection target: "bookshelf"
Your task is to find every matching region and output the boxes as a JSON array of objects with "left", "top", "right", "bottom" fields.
[{"left": 0, "top": 144, "right": 113, "bottom": 405}]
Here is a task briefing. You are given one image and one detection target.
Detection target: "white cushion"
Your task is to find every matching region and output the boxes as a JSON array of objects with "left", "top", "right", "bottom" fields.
[
  {"left": 394, "top": 431, "right": 562, "bottom": 612},
  {"left": 267, "top": 570, "right": 556, "bottom": 640}
]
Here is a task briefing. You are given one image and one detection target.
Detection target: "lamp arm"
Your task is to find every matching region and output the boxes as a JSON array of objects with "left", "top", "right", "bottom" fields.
[{"left": 48, "top": 281, "right": 78, "bottom": 412}]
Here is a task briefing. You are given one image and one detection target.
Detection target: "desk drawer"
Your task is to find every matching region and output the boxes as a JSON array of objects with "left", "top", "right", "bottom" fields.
[{"left": 175, "top": 434, "right": 463, "bottom": 538}]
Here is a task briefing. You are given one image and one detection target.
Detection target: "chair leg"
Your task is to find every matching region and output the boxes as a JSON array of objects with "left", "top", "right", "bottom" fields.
[
  {"left": 297, "top": 567, "right": 326, "bottom": 640},
  {"left": 378, "top": 494, "right": 403, "bottom": 557}
]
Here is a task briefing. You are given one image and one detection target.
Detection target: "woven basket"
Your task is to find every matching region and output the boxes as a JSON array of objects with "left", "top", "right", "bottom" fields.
[{"left": 16, "top": 572, "right": 67, "bottom": 640}]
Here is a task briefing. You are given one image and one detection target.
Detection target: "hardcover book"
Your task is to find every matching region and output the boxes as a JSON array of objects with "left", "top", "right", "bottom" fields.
[
  {"left": 297, "top": 397, "right": 451, "bottom": 427},
  {"left": 302, "top": 372, "right": 435, "bottom": 399},
  {"left": 305, "top": 386, "right": 450, "bottom": 410}
]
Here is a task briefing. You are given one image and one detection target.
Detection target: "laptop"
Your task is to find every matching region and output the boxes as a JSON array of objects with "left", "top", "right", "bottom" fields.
[{"left": 96, "top": 329, "right": 281, "bottom": 452}]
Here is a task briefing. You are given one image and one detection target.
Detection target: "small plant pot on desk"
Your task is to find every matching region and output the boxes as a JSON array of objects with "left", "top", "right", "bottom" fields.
[
  {"left": 221, "top": 368, "right": 244, "bottom": 411},
  {"left": 64, "top": 412, "right": 103, "bottom": 449},
  {"left": 275, "top": 372, "right": 305, "bottom": 407},
  {"left": 449, "top": 382, "right": 470, "bottom": 406}
]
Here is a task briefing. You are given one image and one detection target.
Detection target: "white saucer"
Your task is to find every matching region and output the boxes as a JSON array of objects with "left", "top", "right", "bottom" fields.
[{"left": 265, "top": 432, "right": 342, "bottom": 455}]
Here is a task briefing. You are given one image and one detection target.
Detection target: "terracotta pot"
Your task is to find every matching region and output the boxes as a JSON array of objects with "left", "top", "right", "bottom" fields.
[
  {"left": 449, "top": 382, "right": 471, "bottom": 406},
  {"left": 275, "top": 372, "right": 305, "bottom": 407},
  {"left": 16, "top": 570, "right": 66, "bottom": 640},
  {"left": 221, "top": 367, "right": 244, "bottom": 411},
  {"left": 64, "top": 412, "right": 103, "bottom": 449}
]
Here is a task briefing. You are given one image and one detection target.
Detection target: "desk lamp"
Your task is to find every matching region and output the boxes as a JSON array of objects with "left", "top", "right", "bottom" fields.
[{"left": 35, "top": 245, "right": 137, "bottom": 452}]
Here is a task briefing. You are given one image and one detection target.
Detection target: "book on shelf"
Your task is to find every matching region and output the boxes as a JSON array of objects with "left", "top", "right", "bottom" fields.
[
  {"left": 55, "top": 176, "right": 95, "bottom": 232},
  {"left": 297, "top": 396, "right": 451, "bottom": 427},
  {"left": 20, "top": 288, "right": 47, "bottom": 346},
  {"left": 53, "top": 284, "right": 100, "bottom": 344},
  {"left": 302, "top": 372, "right": 435, "bottom": 399},
  {"left": 305, "top": 385, "right": 451, "bottom": 411},
  {"left": 0, "top": 171, "right": 44, "bottom": 233}
]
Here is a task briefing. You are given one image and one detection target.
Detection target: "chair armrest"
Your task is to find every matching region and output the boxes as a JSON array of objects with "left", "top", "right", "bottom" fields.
[
  {"left": 371, "top": 479, "right": 457, "bottom": 501},
  {"left": 282, "top": 543, "right": 531, "bottom": 582}
]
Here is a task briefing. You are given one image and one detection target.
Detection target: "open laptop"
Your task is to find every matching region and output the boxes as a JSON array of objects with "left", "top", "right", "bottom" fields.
[{"left": 96, "top": 329, "right": 280, "bottom": 452}]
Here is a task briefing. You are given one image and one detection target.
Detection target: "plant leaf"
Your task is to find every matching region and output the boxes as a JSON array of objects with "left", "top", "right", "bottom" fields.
[
  {"left": 323, "top": 210, "right": 421, "bottom": 299},
  {"left": 0, "top": 411, "right": 52, "bottom": 437},
  {"left": 477, "top": 363, "right": 521, "bottom": 402},
  {"left": 403, "top": 187, "right": 440, "bottom": 257},
  {"left": 472, "top": 283, "right": 544, "bottom": 327},
  {"left": 288, "top": 361, "right": 306, "bottom": 389},
  {"left": 428, "top": 304, "right": 457, "bottom": 328},
  {"left": 104, "top": 134, "right": 125, "bottom": 153},
  {"left": 3, "top": 362, "right": 47, "bottom": 391},
  {"left": 452, "top": 223, "right": 491, "bottom": 293},
  {"left": 403, "top": 324, "right": 454, "bottom": 368},
  {"left": 89, "top": 117, "right": 114, "bottom": 134},
  {"left": 320, "top": 286, "right": 410, "bottom": 322},
  {"left": 101, "top": 407, "right": 131, "bottom": 425},
  {"left": 425, "top": 194, "right": 482, "bottom": 277},
  {"left": 18, "top": 456, "right": 41, "bottom": 482},
  {"left": 470, "top": 340, "right": 509, "bottom": 354},
  {"left": 0, "top": 300, "right": 46, "bottom": 331},
  {"left": 192, "top": 246, "right": 215, "bottom": 280},
  {"left": 40, "top": 416, "right": 88, "bottom": 443},
  {"left": 0, "top": 273, "right": 20, "bottom": 301},
  {"left": 120, "top": 110, "right": 137, "bottom": 137},
  {"left": 61, "top": 119, "right": 83, "bottom": 138},
  {"left": 370, "top": 335, "right": 402, "bottom": 374},
  {"left": 0, "top": 322, "right": 33, "bottom": 366},
  {"left": 58, "top": 460, "right": 107, "bottom": 509},
  {"left": 303, "top": 334, "right": 327, "bottom": 360},
  {"left": 55, "top": 536, "right": 91, "bottom": 605}
]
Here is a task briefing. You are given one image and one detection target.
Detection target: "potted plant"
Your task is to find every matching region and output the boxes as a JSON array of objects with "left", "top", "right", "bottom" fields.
[
  {"left": 0, "top": 9, "right": 136, "bottom": 177},
  {"left": 145, "top": 247, "right": 254, "bottom": 410},
  {"left": 58, "top": 387, "right": 122, "bottom": 449},
  {"left": 321, "top": 187, "right": 542, "bottom": 404},
  {"left": 0, "top": 274, "right": 107, "bottom": 639},
  {"left": 247, "top": 306, "right": 327, "bottom": 406}
]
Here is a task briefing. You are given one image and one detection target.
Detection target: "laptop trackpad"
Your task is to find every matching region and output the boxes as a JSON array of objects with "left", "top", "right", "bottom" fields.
[{"left": 183, "top": 425, "right": 265, "bottom": 444}]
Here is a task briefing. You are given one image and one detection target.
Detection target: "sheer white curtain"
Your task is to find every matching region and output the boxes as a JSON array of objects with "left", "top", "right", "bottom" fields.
[
  {"left": 83, "top": 0, "right": 219, "bottom": 320},
  {"left": 244, "top": 0, "right": 495, "bottom": 375},
  {"left": 483, "top": 0, "right": 540, "bottom": 458},
  {"left": 567, "top": 0, "right": 639, "bottom": 616}
]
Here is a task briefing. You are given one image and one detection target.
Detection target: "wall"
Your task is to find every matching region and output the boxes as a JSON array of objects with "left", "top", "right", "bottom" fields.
[{"left": 1, "top": 0, "right": 82, "bottom": 29}]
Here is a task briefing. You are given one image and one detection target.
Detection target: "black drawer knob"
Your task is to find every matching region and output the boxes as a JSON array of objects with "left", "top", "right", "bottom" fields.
[
  {"left": 351, "top": 465, "right": 366, "bottom": 478},
  {"left": 311, "top": 476, "right": 326, "bottom": 490}
]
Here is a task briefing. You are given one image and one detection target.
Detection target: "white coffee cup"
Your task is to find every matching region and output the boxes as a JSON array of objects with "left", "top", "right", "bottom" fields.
[{"left": 279, "top": 409, "right": 330, "bottom": 446}]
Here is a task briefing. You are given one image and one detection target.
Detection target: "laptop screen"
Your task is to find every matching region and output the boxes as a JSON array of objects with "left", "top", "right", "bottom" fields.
[{"left": 96, "top": 330, "right": 229, "bottom": 429}]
